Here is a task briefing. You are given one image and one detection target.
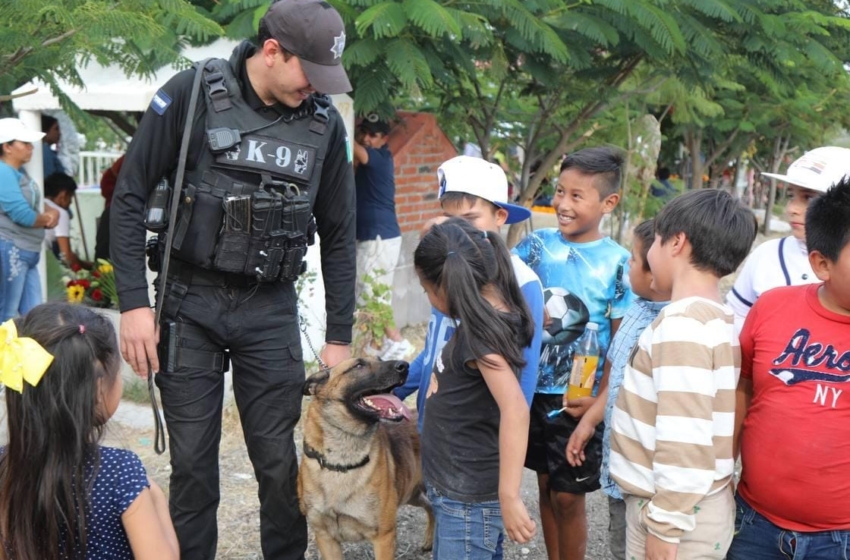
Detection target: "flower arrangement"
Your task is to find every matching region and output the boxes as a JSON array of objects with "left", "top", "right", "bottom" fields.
[{"left": 63, "top": 259, "right": 119, "bottom": 309}]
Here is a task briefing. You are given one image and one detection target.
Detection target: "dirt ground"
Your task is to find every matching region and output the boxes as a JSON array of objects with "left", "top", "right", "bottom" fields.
[{"left": 92, "top": 225, "right": 784, "bottom": 559}]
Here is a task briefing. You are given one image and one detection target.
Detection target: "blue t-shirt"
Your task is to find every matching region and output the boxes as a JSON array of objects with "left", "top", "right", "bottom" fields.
[
  {"left": 0, "top": 445, "right": 149, "bottom": 559},
  {"left": 600, "top": 297, "right": 667, "bottom": 499},
  {"left": 355, "top": 145, "right": 400, "bottom": 241},
  {"left": 513, "top": 230, "right": 634, "bottom": 394},
  {"left": 25, "top": 446, "right": 152, "bottom": 559},
  {"left": 79, "top": 446, "right": 149, "bottom": 558},
  {"left": 395, "top": 255, "right": 544, "bottom": 431},
  {"left": 43, "top": 144, "right": 66, "bottom": 178}
]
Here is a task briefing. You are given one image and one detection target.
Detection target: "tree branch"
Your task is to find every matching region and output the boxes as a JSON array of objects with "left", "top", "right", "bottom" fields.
[
  {"left": 1, "top": 29, "right": 78, "bottom": 76},
  {"left": 88, "top": 110, "right": 138, "bottom": 137}
]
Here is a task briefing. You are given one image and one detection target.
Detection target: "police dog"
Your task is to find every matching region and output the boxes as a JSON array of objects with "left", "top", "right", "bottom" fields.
[{"left": 298, "top": 358, "right": 434, "bottom": 559}]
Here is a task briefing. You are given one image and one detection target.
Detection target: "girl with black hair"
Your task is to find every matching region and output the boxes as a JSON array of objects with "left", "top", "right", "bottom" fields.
[
  {"left": 415, "top": 217, "right": 537, "bottom": 558},
  {"left": 0, "top": 303, "right": 178, "bottom": 560}
]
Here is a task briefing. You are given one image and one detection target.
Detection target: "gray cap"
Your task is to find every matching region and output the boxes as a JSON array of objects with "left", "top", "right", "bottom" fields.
[{"left": 262, "top": 0, "right": 352, "bottom": 95}]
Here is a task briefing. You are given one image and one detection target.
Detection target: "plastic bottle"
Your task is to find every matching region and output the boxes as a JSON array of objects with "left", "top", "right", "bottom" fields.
[{"left": 566, "top": 322, "right": 600, "bottom": 400}]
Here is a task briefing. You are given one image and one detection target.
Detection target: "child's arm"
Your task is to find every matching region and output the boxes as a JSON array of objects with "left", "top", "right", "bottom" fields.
[
  {"left": 733, "top": 303, "right": 758, "bottom": 460},
  {"left": 734, "top": 377, "right": 753, "bottom": 460},
  {"left": 123, "top": 478, "right": 180, "bottom": 560},
  {"left": 610, "top": 317, "right": 623, "bottom": 341},
  {"left": 566, "top": 361, "right": 609, "bottom": 466},
  {"left": 394, "top": 341, "right": 426, "bottom": 401},
  {"left": 478, "top": 353, "right": 537, "bottom": 544}
]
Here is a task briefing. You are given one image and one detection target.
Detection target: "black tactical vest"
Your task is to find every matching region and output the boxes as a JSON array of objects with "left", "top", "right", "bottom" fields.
[{"left": 168, "top": 55, "right": 336, "bottom": 282}]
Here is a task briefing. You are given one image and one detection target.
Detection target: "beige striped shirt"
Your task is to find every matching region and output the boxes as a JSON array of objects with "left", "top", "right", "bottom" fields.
[{"left": 609, "top": 297, "right": 739, "bottom": 543}]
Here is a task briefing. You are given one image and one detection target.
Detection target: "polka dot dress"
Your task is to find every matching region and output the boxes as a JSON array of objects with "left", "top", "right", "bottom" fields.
[{"left": 71, "top": 446, "right": 150, "bottom": 559}]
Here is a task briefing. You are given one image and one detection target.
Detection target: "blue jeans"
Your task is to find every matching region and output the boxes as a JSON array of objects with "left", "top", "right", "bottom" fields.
[
  {"left": 426, "top": 483, "right": 505, "bottom": 560},
  {"left": 0, "top": 238, "right": 41, "bottom": 321},
  {"left": 727, "top": 493, "right": 850, "bottom": 560}
]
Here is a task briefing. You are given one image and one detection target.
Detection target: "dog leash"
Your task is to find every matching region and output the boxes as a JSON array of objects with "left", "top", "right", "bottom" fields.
[
  {"left": 299, "top": 314, "right": 329, "bottom": 371},
  {"left": 147, "top": 59, "right": 211, "bottom": 456}
]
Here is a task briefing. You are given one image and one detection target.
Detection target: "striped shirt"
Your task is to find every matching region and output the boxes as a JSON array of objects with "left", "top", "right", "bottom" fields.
[
  {"left": 601, "top": 297, "right": 668, "bottom": 500},
  {"left": 609, "top": 297, "right": 739, "bottom": 543}
]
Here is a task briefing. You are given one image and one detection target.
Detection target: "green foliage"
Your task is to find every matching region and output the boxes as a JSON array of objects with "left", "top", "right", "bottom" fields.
[
  {"left": 353, "top": 270, "right": 396, "bottom": 355},
  {"left": 122, "top": 377, "right": 152, "bottom": 404},
  {"left": 0, "top": 0, "right": 222, "bottom": 110},
  {"left": 207, "top": 0, "right": 850, "bottom": 236},
  {"left": 402, "top": 0, "right": 461, "bottom": 38}
]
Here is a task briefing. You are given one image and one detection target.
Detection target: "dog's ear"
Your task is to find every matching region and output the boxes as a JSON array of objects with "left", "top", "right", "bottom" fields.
[{"left": 303, "top": 369, "right": 331, "bottom": 396}]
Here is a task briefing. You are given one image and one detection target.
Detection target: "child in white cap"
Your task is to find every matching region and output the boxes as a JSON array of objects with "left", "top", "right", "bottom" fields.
[{"left": 726, "top": 146, "right": 850, "bottom": 333}]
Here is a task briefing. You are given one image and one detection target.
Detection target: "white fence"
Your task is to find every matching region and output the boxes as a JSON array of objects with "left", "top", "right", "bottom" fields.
[{"left": 78, "top": 151, "right": 123, "bottom": 188}]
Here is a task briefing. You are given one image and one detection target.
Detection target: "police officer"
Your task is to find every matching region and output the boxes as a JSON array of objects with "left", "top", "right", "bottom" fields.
[{"left": 110, "top": 1, "right": 355, "bottom": 558}]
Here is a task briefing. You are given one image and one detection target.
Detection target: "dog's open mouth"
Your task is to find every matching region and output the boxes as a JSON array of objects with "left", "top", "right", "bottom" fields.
[{"left": 354, "top": 391, "right": 411, "bottom": 422}]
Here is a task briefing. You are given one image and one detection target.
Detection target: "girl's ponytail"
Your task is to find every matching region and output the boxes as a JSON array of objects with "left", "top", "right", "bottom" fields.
[{"left": 485, "top": 231, "right": 534, "bottom": 346}]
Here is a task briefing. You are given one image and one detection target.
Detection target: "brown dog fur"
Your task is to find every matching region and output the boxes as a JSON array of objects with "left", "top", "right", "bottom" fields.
[{"left": 298, "top": 358, "right": 434, "bottom": 559}]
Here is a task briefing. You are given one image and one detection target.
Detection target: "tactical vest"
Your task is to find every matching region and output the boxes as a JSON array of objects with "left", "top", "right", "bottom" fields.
[{"left": 166, "top": 56, "right": 335, "bottom": 282}]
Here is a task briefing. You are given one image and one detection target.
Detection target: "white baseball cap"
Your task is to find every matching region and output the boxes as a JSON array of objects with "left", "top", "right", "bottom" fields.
[
  {"left": 761, "top": 146, "right": 850, "bottom": 193},
  {"left": 437, "top": 155, "right": 531, "bottom": 224},
  {"left": 0, "top": 118, "right": 45, "bottom": 145}
]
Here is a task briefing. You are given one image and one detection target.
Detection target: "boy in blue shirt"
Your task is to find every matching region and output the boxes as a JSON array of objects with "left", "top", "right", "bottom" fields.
[
  {"left": 395, "top": 155, "right": 544, "bottom": 430},
  {"left": 565, "top": 219, "right": 670, "bottom": 560},
  {"left": 353, "top": 114, "right": 414, "bottom": 360},
  {"left": 513, "top": 147, "right": 634, "bottom": 560}
]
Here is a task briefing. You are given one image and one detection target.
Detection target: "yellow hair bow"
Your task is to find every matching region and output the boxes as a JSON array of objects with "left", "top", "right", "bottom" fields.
[{"left": 0, "top": 319, "right": 54, "bottom": 393}]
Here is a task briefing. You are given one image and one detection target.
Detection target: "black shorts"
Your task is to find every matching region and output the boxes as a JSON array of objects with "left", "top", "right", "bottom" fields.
[{"left": 525, "top": 393, "right": 604, "bottom": 494}]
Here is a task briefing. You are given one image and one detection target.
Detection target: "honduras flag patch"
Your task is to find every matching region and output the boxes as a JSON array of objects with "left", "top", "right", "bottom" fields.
[{"left": 150, "top": 89, "right": 172, "bottom": 115}]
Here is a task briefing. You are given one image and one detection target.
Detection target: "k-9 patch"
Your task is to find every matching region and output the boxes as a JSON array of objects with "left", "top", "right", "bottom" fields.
[
  {"left": 150, "top": 90, "right": 172, "bottom": 116},
  {"left": 214, "top": 133, "right": 317, "bottom": 182}
]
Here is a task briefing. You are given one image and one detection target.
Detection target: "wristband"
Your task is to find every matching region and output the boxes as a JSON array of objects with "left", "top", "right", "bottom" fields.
[{"left": 325, "top": 340, "right": 350, "bottom": 346}]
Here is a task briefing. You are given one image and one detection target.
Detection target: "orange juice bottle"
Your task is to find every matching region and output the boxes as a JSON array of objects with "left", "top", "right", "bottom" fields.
[{"left": 567, "top": 322, "right": 600, "bottom": 400}]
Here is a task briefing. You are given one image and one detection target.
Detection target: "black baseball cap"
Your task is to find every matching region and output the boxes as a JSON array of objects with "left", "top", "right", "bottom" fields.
[
  {"left": 359, "top": 113, "right": 390, "bottom": 135},
  {"left": 261, "top": 0, "right": 352, "bottom": 95}
]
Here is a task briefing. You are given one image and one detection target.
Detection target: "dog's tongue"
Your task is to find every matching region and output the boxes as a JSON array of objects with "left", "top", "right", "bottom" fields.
[{"left": 369, "top": 394, "right": 412, "bottom": 421}]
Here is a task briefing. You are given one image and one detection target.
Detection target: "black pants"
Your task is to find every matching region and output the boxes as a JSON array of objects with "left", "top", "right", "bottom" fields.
[{"left": 156, "top": 278, "right": 307, "bottom": 560}]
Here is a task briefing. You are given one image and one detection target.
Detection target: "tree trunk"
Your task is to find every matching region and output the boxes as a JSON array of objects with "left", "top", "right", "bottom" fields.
[
  {"left": 687, "top": 129, "right": 704, "bottom": 189},
  {"left": 763, "top": 135, "right": 790, "bottom": 235}
]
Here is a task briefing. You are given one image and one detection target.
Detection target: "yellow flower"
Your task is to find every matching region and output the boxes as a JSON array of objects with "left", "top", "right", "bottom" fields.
[
  {"left": 67, "top": 285, "right": 85, "bottom": 303},
  {"left": 97, "top": 263, "right": 113, "bottom": 274}
]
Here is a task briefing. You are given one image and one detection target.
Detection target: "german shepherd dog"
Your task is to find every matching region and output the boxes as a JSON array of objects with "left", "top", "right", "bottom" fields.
[{"left": 298, "top": 358, "right": 434, "bottom": 559}]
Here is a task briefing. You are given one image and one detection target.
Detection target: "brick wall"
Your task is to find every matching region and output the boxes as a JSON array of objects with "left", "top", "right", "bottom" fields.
[
  {"left": 387, "top": 112, "right": 458, "bottom": 234},
  {"left": 383, "top": 112, "right": 457, "bottom": 328}
]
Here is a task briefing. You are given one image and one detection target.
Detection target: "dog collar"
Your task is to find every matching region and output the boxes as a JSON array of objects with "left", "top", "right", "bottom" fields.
[{"left": 303, "top": 442, "right": 370, "bottom": 472}]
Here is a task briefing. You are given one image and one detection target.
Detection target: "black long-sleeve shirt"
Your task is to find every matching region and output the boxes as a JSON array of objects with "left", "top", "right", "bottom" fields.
[{"left": 110, "top": 41, "right": 356, "bottom": 343}]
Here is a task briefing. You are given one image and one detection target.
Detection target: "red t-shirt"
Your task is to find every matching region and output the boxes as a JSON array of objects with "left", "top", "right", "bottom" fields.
[{"left": 738, "top": 283, "right": 850, "bottom": 531}]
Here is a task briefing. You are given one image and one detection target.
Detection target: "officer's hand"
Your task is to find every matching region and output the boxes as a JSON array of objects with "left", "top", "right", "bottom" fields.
[
  {"left": 120, "top": 307, "right": 160, "bottom": 378},
  {"left": 320, "top": 343, "right": 351, "bottom": 368}
]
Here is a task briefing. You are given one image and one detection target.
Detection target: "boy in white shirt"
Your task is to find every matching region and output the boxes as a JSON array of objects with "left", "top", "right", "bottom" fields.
[
  {"left": 44, "top": 173, "right": 92, "bottom": 270},
  {"left": 727, "top": 146, "right": 850, "bottom": 333}
]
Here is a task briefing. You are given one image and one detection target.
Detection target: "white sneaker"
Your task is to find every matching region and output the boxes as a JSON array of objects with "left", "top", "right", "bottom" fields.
[{"left": 380, "top": 339, "right": 415, "bottom": 361}]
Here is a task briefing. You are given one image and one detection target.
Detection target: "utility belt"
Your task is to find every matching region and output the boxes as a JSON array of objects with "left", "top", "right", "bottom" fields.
[{"left": 145, "top": 170, "right": 315, "bottom": 283}]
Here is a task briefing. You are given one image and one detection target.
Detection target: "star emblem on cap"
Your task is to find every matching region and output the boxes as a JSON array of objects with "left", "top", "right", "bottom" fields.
[{"left": 331, "top": 31, "right": 345, "bottom": 59}]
